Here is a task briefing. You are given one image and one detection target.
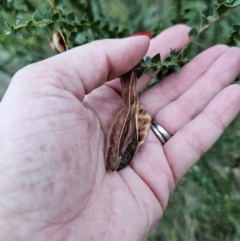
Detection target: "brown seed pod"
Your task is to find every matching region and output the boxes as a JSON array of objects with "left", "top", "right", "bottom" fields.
[
  {"left": 48, "top": 31, "right": 68, "bottom": 54},
  {"left": 105, "top": 69, "right": 151, "bottom": 171}
]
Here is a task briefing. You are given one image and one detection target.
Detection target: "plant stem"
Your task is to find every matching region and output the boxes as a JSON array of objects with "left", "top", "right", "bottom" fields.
[
  {"left": 47, "top": 0, "right": 58, "bottom": 13},
  {"left": 179, "top": 9, "right": 231, "bottom": 58},
  {"left": 13, "top": 20, "right": 51, "bottom": 31}
]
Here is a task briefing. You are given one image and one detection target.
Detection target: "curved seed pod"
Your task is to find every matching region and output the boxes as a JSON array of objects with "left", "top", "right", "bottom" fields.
[
  {"left": 105, "top": 101, "right": 138, "bottom": 171},
  {"left": 48, "top": 31, "right": 68, "bottom": 54},
  {"left": 105, "top": 70, "right": 138, "bottom": 171},
  {"left": 105, "top": 69, "right": 151, "bottom": 171}
]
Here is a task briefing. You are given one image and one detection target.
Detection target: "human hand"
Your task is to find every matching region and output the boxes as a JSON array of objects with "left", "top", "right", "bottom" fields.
[{"left": 0, "top": 25, "right": 239, "bottom": 241}]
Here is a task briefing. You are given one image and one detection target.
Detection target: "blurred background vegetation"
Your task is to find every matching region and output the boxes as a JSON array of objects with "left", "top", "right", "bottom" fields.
[{"left": 1, "top": 0, "right": 240, "bottom": 240}]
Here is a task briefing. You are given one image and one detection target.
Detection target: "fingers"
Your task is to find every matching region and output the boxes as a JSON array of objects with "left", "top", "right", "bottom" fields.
[
  {"left": 11, "top": 37, "right": 150, "bottom": 101},
  {"left": 147, "top": 24, "right": 190, "bottom": 57},
  {"left": 140, "top": 45, "right": 229, "bottom": 116},
  {"left": 163, "top": 84, "right": 240, "bottom": 183},
  {"left": 106, "top": 24, "right": 191, "bottom": 93},
  {"left": 143, "top": 46, "right": 240, "bottom": 135}
]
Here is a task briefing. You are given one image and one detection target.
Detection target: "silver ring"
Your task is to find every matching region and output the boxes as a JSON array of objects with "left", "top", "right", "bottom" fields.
[{"left": 151, "top": 121, "right": 171, "bottom": 145}]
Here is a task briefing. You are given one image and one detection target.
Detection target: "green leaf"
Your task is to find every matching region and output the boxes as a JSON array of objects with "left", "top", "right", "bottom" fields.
[
  {"left": 4, "top": 29, "right": 12, "bottom": 35},
  {"left": 26, "top": 25, "right": 33, "bottom": 34},
  {"left": 67, "top": 12, "right": 75, "bottom": 22},
  {"left": 151, "top": 53, "right": 161, "bottom": 63},
  {"left": 216, "top": 3, "right": 236, "bottom": 16},
  {"left": 188, "top": 27, "right": 198, "bottom": 37},
  {"left": 47, "top": 23, "right": 55, "bottom": 31},
  {"left": 61, "top": 22, "right": 75, "bottom": 32},
  {"left": 25, "top": 20, "right": 34, "bottom": 34},
  {"left": 118, "top": 28, "right": 128, "bottom": 38},
  {"left": 4, "top": 21, "right": 12, "bottom": 29},
  {"left": 135, "top": 59, "right": 146, "bottom": 78},
  {"left": 27, "top": 20, "right": 33, "bottom": 26},
  {"left": 199, "top": 11, "right": 209, "bottom": 25},
  {"left": 102, "top": 21, "right": 110, "bottom": 31},
  {"left": 137, "top": 59, "right": 146, "bottom": 68},
  {"left": 162, "top": 66, "right": 169, "bottom": 75},
  {"left": 76, "top": 24, "right": 84, "bottom": 32},
  {"left": 16, "top": 19, "right": 26, "bottom": 25},
  {"left": 90, "top": 20, "right": 101, "bottom": 29},
  {"left": 145, "top": 56, "right": 152, "bottom": 65},
  {"left": 69, "top": 31, "right": 78, "bottom": 39},
  {"left": 217, "top": 5, "right": 228, "bottom": 15},
  {"left": 32, "top": 10, "right": 43, "bottom": 21},
  {"left": 224, "top": 0, "right": 240, "bottom": 7},
  {"left": 55, "top": 0, "right": 64, "bottom": 7},
  {"left": 135, "top": 68, "right": 145, "bottom": 78},
  {"left": 43, "top": 10, "right": 51, "bottom": 20},
  {"left": 207, "top": 15, "right": 213, "bottom": 22},
  {"left": 161, "top": 62, "right": 170, "bottom": 68},
  {"left": 170, "top": 50, "right": 178, "bottom": 60},
  {"left": 233, "top": 24, "right": 240, "bottom": 31},
  {"left": 52, "top": 13, "right": 60, "bottom": 22},
  {"left": 80, "top": 19, "right": 89, "bottom": 26},
  {"left": 148, "top": 67, "right": 156, "bottom": 75},
  {"left": 173, "top": 64, "right": 181, "bottom": 73},
  {"left": 164, "top": 56, "right": 171, "bottom": 63},
  {"left": 216, "top": 0, "right": 227, "bottom": 4}
]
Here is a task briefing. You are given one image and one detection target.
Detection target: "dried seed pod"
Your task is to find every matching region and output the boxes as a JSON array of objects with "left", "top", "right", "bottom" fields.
[
  {"left": 105, "top": 70, "right": 138, "bottom": 171},
  {"left": 105, "top": 69, "right": 151, "bottom": 171},
  {"left": 48, "top": 31, "right": 68, "bottom": 54}
]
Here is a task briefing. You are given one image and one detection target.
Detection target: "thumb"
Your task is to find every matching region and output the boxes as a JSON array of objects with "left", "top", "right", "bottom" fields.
[{"left": 13, "top": 36, "right": 150, "bottom": 101}]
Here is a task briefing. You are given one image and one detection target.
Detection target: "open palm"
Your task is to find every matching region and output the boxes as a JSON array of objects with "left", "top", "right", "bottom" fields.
[{"left": 0, "top": 25, "right": 239, "bottom": 241}]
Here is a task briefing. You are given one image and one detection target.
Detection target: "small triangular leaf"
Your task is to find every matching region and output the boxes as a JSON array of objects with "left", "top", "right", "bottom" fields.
[
  {"left": 224, "top": 0, "right": 240, "bottom": 7},
  {"left": 55, "top": 0, "right": 64, "bottom": 7},
  {"left": 233, "top": 24, "right": 240, "bottom": 31},
  {"left": 16, "top": 19, "right": 26, "bottom": 25},
  {"left": 47, "top": 22, "right": 55, "bottom": 32},
  {"left": 4, "top": 21, "right": 12, "bottom": 29},
  {"left": 145, "top": 56, "right": 152, "bottom": 65},
  {"left": 173, "top": 64, "right": 181, "bottom": 73},
  {"left": 170, "top": 50, "right": 178, "bottom": 60},
  {"left": 188, "top": 27, "right": 198, "bottom": 37},
  {"left": 90, "top": 20, "right": 101, "bottom": 29},
  {"left": 151, "top": 53, "right": 161, "bottom": 63},
  {"left": 67, "top": 12, "right": 75, "bottom": 22},
  {"left": 135, "top": 59, "right": 146, "bottom": 78},
  {"left": 80, "top": 19, "right": 88, "bottom": 26},
  {"left": 43, "top": 10, "right": 51, "bottom": 20},
  {"left": 207, "top": 15, "right": 213, "bottom": 22},
  {"left": 135, "top": 68, "right": 145, "bottom": 79},
  {"left": 76, "top": 24, "right": 84, "bottom": 32},
  {"left": 4, "top": 29, "right": 12, "bottom": 35},
  {"left": 52, "top": 13, "right": 60, "bottom": 22},
  {"left": 32, "top": 10, "right": 43, "bottom": 21},
  {"left": 26, "top": 25, "right": 33, "bottom": 34},
  {"left": 216, "top": 4, "right": 230, "bottom": 16},
  {"left": 162, "top": 66, "right": 169, "bottom": 75}
]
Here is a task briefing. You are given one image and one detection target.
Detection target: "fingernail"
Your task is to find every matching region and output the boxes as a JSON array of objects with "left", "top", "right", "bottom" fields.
[{"left": 127, "top": 31, "right": 153, "bottom": 38}]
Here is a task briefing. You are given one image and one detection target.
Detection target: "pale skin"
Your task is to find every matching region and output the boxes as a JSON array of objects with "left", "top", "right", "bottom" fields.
[{"left": 0, "top": 24, "right": 240, "bottom": 241}]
